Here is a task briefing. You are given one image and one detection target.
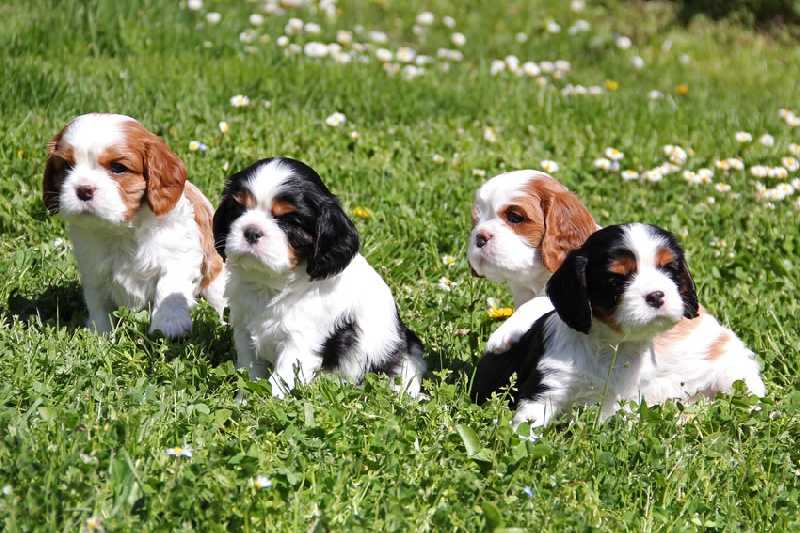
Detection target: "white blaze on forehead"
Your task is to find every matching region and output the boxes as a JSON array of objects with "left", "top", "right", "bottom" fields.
[
  {"left": 474, "top": 170, "right": 551, "bottom": 219},
  {"left": 62, "top": 114, "right": 138, "bottom": 164},
  {"left": 622, "top": 223, "right": 670, "bottom": 270},
  {"left": 245, "top": 159, "right": 296, "bottom": 211}
]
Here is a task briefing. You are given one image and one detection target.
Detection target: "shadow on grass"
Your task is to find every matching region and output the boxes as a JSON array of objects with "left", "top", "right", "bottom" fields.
[
  {"left": 3, "top": 284, "right": 235, "bottom": 367},
  {"left": 3, "top": 281, "right": 85, "bottom": 331}
]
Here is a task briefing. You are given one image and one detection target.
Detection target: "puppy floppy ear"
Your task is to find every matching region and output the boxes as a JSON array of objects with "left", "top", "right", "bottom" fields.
[
  {"left": 546, "top": 250, "right": 592, "bottom": 334},
  {"left": 306, "top": 200, "right": 360, "bottom": 280},
  {"left": 541, "top": 190, "right": 596, "bottom": 273},
  {"left": 677, "top": 260, "right": 699, "bottom": 319},
  {"left": 143, "top": 136, "right": 186, "bottom": 217}
]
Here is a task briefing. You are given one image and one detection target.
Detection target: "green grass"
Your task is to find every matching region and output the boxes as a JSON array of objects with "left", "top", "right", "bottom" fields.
[{"left": 1, "top": 0, "right": 800, "bottom": 530}]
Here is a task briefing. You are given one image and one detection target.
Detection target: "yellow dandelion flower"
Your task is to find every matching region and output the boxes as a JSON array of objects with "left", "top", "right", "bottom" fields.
[
  {"left": 605, "top": 80, "right": 619, "bottom": 91},
  {"left": 353, "top": 206, "right": 371, "bottom": 219},
  {"left": 676, "top": 84, "right": 689, "bottom": 95}
]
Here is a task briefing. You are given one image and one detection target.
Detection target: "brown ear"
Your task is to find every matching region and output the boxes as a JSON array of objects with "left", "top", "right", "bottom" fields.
[
  {"left": 144, "top": 136, "right": 186, "bottom": 217},
  {"left": 540, "top": 190, "right": 597, "bottom": 273},
  {"left": 43, "top": 128, "right": 70, "bottom": 214}
]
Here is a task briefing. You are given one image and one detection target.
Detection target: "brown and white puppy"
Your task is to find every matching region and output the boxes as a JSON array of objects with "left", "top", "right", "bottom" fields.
[
  {"left": 468, "top": 170, "right": 598, "bottom": 306},
  {"left": 43, "top": 113, "right": 225, "bottom": 338},
  {"left": 468, "top": 170, "right": 765, "bottom": 403}
]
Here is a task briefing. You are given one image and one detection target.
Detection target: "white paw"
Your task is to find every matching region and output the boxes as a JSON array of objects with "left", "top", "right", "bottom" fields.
[
  {"left": 510, "top": 418, "right": 539, "bottom": 442},
  {"left": 86, "top": 314, "right": 113, "bottom": 335},
  {"left": 268, "top": 375, "right": 289, "bottom": 399},
  {"left": 486, "top": 322, "right": 527, "bottom": 353},
  {"left": 485, "top": 296, "right": 555, "bottom": 353},
  {"left": 150, "top": 293, "right": 193, "bottom": 339},
  {"left": 150, "top": 308, "right": 192, "bottom": 339}
]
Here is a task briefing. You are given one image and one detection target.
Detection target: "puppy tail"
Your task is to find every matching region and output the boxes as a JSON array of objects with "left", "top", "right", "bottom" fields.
[{"left": 471, "top": 313, "right": 551, "bottom": 406}]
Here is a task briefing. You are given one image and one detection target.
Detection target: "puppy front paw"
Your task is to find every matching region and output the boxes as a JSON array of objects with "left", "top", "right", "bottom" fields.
[
  {"left": 150, "top": 293, "right": 193, "bottom": 339},
  {"left": 150, "top": 308, "right": 192, "bottom": 339},
  {"left": 86, "top": 314, "right": 113, "bottom": 335},
  {"left": 486, "top": 321, "right": 528, "bottom": 353}
]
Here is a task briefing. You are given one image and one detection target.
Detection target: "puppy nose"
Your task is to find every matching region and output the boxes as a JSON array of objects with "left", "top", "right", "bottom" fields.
[
  {"left": 243, "top": 226, "right": 263, "bottom": 245},
  {"left": 76, "top": 186, "right": 95, "bottom": 202},
  {"left": 476, "top": 231, "right": 492, "bottom": 249},
  {"left": 645, "top": 291, "right": 665, "bottom": 308}
]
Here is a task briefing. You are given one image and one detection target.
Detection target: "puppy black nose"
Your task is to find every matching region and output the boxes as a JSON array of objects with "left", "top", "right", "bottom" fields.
[
  {"left": 243, "top": 226, "right": 263, "bottom": 245},
  {"left": 645, "top": 291, "right": 665, "bottom": 308},
  {"left": 476, "top": 231, "right": 492, "bottom": 249},
  {"left": 76, "top": 186, "right": 95, "bottom": 201}
]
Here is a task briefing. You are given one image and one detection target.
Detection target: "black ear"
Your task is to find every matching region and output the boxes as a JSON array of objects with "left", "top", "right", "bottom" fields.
[
  {"left": 546, "top": 250, "right": 592, "bottom": 334},
  {"left": 306, "top": 200, "right": 360, "bottom": 280},
  {"left": 677, "top": 260, "right": 699, "bottom": 319},
  {"left": 212, "top": 198, "right": 235, "bottom": 260}
]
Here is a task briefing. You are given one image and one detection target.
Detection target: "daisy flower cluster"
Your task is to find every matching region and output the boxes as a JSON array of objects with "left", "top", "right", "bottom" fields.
[
  {"left": 182, "top": 0, "right": 655, "bottom": 92},
  {"left": 591, "top": 112, "right": 800, "bottom": 208},
  {"left": 206, "top": 2, "right": 472, "bottom": 79}
]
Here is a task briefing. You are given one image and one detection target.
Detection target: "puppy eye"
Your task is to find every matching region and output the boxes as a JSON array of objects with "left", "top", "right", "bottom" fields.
[
  {"left": 506, "top": 211, "right": 526, "bottom": 224},
  {"left": 62, "top": 162, "right": 74, "bottom": 173},
  {"left": 606, "top": 274, "right": 625, "bottom": 287},
  {"left": 110, "top": 162, "right": 129, "bottom": 174}
]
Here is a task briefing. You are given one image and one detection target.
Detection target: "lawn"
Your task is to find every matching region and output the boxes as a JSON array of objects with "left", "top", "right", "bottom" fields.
[{"left": 1, "top": 0, "right": 800, "bottom": 530}]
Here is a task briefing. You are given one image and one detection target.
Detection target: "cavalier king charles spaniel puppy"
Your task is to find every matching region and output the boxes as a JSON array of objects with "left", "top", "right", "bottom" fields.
[
  {"left": 473, "top": 223, "right": 704, "bottom": 434},
  {"left": 468, "top": 170, "right": 765, "bottom": 404},
  {"left": 212, "top": 156, "right": 425, "bottom": 398},
  {"left": 43, "top": 113, "right": 225, "bottom": 339}
]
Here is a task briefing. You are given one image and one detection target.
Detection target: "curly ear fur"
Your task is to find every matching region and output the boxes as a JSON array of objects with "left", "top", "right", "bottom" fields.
[
  {"left": 540, "top": 188, "right": 597, "bottom": 273},
  {"left": 306, "top": 200, "right": 360, "bottom": 280},
  {"left": 546, "top": 250, "right": 592, "bottom": 334}
]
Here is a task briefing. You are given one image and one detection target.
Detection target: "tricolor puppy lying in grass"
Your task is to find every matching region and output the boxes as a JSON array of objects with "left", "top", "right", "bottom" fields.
[
  {"left": 468, "top": 171, "right": 765, "bottom": 432},
  {"left": 473, "top": 223, "right": 704, "bottom": 433},
  {"left": 212, "top": 157, "right": 426, "bottom": 398},
  {"left": 43, "top": 113, "right": 225, "bottom": 338}
]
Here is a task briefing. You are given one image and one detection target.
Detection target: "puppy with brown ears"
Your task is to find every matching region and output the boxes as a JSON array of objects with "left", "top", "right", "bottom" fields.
[{"left": 43, "top": 113, "right": 225, "bottom": 338}]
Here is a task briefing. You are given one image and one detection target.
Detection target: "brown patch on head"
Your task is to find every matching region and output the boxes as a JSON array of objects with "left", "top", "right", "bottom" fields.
[
  {"left": 43, "top": 125, "right": 75, "bottom": 214},
  {"left": 655, "top": 247, "right": 675, "bottom": 268},
  {"left": 271, "top": 198, "right": 296, "bottom": 217},
  {"left": 516, "top": 173, "right": 597, "bottom": 273},
  {"left": 608, "top": 255, "right": 637, "bottom": 277},
  {"left": 121, "top": 121, "right": 186, "bottom": 217},
  {"left": 184, "top": 182, "right": 224, "bottom": 289},
  {"left": 286, "top": 243, "right": 302, "bottom": 270},
  {"left": 97, "top": 144, "right": 147, "bottom": 220},
  {"left": 233, "top": 189, "right": 256, "bottom": 209}
]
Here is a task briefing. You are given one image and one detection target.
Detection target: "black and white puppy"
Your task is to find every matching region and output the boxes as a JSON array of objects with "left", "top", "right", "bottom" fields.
[
  {"left": 472, "top": 223, "right": 701, "bottom": 436},
  {"left": 213, "top": 157, "right": 425, "bottom": 398}
]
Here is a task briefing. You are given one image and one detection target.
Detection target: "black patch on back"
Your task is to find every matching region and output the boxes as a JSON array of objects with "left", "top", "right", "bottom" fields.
[
  {"left": 471, "top": 311, "right": 554, "bottom": 406},
  {"left": 320, "top": 315, "right": 360, "bottom": 371}
]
